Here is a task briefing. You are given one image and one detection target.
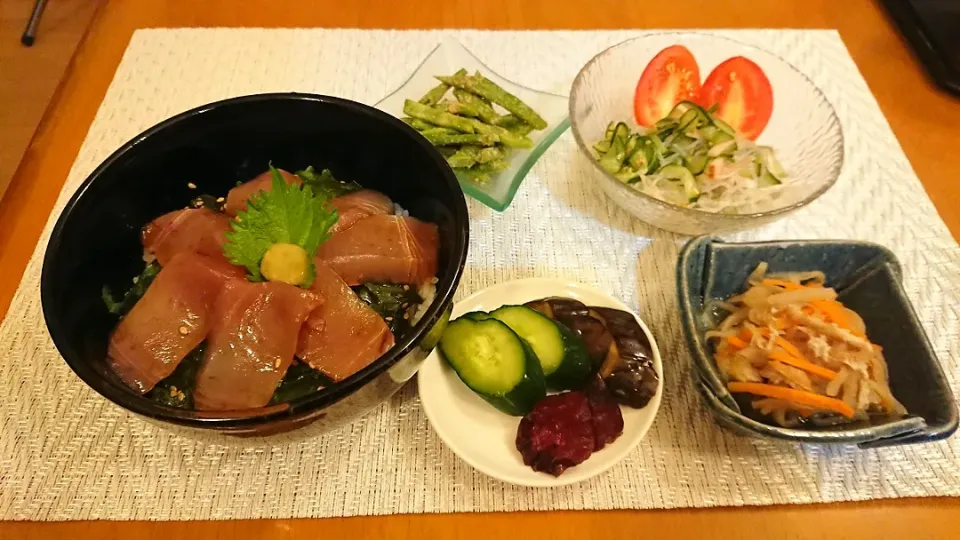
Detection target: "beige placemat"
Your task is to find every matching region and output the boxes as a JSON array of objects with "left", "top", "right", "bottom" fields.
[{"left": 1, "top": 29, "right": 958, "bottom": 521}]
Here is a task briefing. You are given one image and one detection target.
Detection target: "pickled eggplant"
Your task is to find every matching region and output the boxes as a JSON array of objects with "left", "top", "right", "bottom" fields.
[
  {"left": 524, "top": 297, "right": 660, "bottom": 409},
  {"left": 590, "top": 307, "right": 659, "bottom": 409}
]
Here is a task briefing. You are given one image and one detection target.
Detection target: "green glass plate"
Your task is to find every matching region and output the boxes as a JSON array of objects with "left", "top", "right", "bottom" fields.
[{"left": 374, "top": 38, "right": 570, "bottom": 212}]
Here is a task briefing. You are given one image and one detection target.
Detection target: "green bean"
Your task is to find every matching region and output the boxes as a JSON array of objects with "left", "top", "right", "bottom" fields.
[
  {"left": 420, "top": 131, "right": 499, "bottom": 147},
  {"left": 435, "top": 99, "right": 481, "bottom": 119},
  {"left": 404, "top": 100, "right": 476, "bottom": 133},
  {"left": 418, "top": 68, "right": 465, "bottom": 106},
  {"left": 476, "top": 146, "right": 505, "bottom": 164},
  {"left": 402, "top": 117, "right": 441, "bottom": 131},
  {"left": 494, "top": 114, "right": 535, "bottom": 136},
  {"left": 454, "top": 168, "right": 491, "bottom": 184},
  {"left": 467, "top": 118, "right": 533, "bottom": 149},
  {"left": 473, "top": 159, "right": 509, "bottom": 173},
  {"left": 446, "top": 146, "right": 481, "bottom": 168},
  {"left": 453, "top": 88, "right": 500, "bottom": 124},
  {"left": 437, "top": 73, "right": 547, "bottom": 130}
]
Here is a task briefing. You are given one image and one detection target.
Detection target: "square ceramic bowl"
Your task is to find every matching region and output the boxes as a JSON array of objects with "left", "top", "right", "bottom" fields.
[
  {"left": 375, "top": 38, "right": 570, "bottom": 211},
  {"left": 677, "top": 236, "right": 958, "bottom": 447}
]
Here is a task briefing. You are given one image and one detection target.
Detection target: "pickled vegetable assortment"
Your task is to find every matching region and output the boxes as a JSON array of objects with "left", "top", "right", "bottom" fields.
[
  {"left": 438, "top": 297, "right": 659, "bottom": 477},
  {"left": 402, "top": 69, "right": 548, "bottom": 184}
]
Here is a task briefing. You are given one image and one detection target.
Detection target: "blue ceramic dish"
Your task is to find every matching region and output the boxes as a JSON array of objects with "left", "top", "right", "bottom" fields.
[{"left": 677, "top": 236, "right": 958, "bottom": 448}]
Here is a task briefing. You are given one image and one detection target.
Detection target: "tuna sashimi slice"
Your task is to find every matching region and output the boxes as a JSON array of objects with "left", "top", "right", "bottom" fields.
[
  {"left": 224, "top": 168, "right": 300, "bottom": 216},
  {"left": 329, "top": 189, "right": 394, "bottom": 234},
  {"left": 193, "top": 280, "right": 321, "bottom": 411},
  {"left": 316, "top": 214, "right": 439, "bottom": 285},
  {"left": 297, "top": 261, "right": 395, "bottom": 382},
  {"left": 141, "top": 208, "right": 233, "bottom": 266},
  {"left": 107, "top": 253, "right": 244, "bottom": 393}
]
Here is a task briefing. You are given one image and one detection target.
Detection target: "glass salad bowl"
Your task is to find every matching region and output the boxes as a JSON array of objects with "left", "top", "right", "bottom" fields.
[
  {"left": 376, "top": 38, "right": 570, "bottom": 212},
  {"left": 570, "top": 32, "right": 844, "bottom": 235}
]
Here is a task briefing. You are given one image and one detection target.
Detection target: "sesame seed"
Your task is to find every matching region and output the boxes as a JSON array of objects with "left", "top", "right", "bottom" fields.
[
  {"left": 402, "top": 285, "right": 409, "bottom": 291},
  {"left": 169, "top": 386, "right": 178, "bottom": 397},
  {"left": 132, "top": 276, "right": 139, "bottom": 284},
  {"left": 216, "top": 197, "right": 225, "bottom": 203},
  {"left": 187, "top": 182, "right": 197, "bottom": 189},
  {"left": 178, "top": 326, "right": 189, "bottom": 335},
  {"left": 274, "top": 359, "right": 281, "bottom": 369},
  {"left": 403, "top": 313, "right": 409, "bottom": 319},
  {"left": 385, "top": 316, "right": 393, "bottom": 322}
]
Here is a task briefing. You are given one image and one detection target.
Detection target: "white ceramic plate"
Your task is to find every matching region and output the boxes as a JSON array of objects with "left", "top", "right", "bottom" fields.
[{"left": 418, "top": 278, "right": 663, "bottom": 487}]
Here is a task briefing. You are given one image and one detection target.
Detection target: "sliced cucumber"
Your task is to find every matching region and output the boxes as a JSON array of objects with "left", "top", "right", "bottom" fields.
[
  {"left": 668, "top": 101, "right": 695, "bottom": 119},
  {"left": 653, "top": 118, "right": 678, "bottom": 134},
  {"left": 707, "top": 139, "right": 738, "bottom": 157},
  {"left": 593, "top": 139, "right": 612, "bottom": 155},
  {"left": 490, "top": 306, "right": 565, "bottom": 377},
  {"left": 670, "top": 134, "right": 698, "bottom": 154},
  {"left": 439, "top": 317, "right": 546, "bottom": 415},
  {"left": 706, "top": 129, "right": 735, "bottom": 146},
  {"left": 598, "top": 133, "right": 627, "bottom": 174},
  {"left": 711, "top": 116, "right": 736, "bottom": 136},
  {"left": 549, "top": 322, "right": 593, "bottom": 390},
  {"left": 611, "top": 122, "right": 630, "bottom": 143},
  {"left": 658, "top": 164, "right": 700, "bottom": 201},
  {"left": 624, "top": 134, "right": 640, "bottom": 157},
  {"left": 648, "top": 132, "right": 667, "bottom": 156},
  {"left": 757, "top": 171, "right": 781, "bottom": 187},
  {"left": 490, "top": 305, "right": 592, "bottom": 390},
  {"left": 686, "top": 154, "right": 709, "bottom": 175},
  {"left": 615, "top": 166, "right": 642, "bottom": 184},
  {"left": 626, "top": 141, "right": 649, "bottom": 171},
  {"left": 603, "top": 121, "right": 616, "bottom": 142},
  {"left": 461, "top": 311, "right": 491, "bottom": 321},
  {"left": 756, "top": 145, "right": 787, "bottom": 179}
]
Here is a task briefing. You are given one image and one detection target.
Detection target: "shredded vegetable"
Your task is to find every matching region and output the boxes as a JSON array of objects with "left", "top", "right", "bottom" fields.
[
  {"left": 707, "top": 262, "right": 907, "bottom": 428},
  {"left": 592, "top": 101, "right": 795, "bottom": 214}
]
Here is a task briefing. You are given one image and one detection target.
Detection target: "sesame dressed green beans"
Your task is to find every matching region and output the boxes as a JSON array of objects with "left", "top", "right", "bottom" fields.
[
  {"left": 437, "top": 73, "right": 547, "bottom": 130},
  {"left": 403, "top": 100, "right": 476, "bottom": 133},
  {"left": 403, "top": 68, "right": 549, "bottom": 184},
  {"left": 453, "top": 88, "right": 500, "bottom": 124}
]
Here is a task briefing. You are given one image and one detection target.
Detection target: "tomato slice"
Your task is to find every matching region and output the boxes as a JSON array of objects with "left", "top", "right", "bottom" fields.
[
  {"left": 633, "top": 45, "right": 701, "bottom": 127},
  {"left": 699, "top": 56, "right": 773, "bottom": 140}
]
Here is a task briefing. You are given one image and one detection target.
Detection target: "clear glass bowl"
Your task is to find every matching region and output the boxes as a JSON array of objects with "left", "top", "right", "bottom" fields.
[
  {"left": 376, "top": 38, "right": 570, "bottom": 211},
  {"left": 569, "top": 32, "right": 844, "bottom": 235}
]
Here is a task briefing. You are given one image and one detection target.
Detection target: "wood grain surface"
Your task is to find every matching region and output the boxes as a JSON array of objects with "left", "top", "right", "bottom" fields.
[{"left": 1, "top": 0, "right": 958, "bottom": 538}]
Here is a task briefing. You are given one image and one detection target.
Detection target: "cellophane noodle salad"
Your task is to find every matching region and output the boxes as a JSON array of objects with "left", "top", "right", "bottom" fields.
[
  {"left": 593, "top": 102, "right": 795, "bottom": 214},
  {"left": 706, "top": 262, "right": 907, "bottom": 428}
]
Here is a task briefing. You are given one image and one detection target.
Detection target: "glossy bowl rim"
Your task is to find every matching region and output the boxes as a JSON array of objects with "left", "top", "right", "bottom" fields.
[
  {"left": 568, "top": 31, "right": 846, "bottom": 224},
  {"left": 40, "top": 92, "right": 469, "bottom": 431}
]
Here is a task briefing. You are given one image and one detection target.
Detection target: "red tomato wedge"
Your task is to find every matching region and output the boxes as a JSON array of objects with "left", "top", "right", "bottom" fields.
[
  {"left": 699, "top": 56, "right": 773, "bottom": 140},
  {"left": 633, "top": 45, "right": 701, "bottom": 127}
]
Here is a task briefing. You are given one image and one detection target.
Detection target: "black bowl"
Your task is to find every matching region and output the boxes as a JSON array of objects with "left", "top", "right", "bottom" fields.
[{"left": 40, "top": 93, "right": 469, "bottom": 435}]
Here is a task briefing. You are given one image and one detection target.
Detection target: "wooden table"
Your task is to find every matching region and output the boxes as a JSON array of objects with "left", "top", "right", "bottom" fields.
[{"left": 2, "top": 0, "right": 958, "bottom": 538}]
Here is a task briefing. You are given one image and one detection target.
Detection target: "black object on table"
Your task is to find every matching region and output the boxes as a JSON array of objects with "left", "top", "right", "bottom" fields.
[
  {"left": 882, "top": 0, "right": 960, "bottom": 97},
  {"left": 20, "top": 0, "right": 49, "bottom": 47}
]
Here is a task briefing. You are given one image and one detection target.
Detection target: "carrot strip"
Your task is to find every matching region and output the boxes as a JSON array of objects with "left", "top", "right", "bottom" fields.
[
  {"left": 773, "top": 337, "right": 804, "bottom": 360},
  {"left": 761, "top": 278, "right": 803, "bottom": 290},
  {"left": 728, "top": 382, "right": 855, "bottom": 418},
  {"left": 769, "top": 351, "right": 838, "bottom": 381},
  {"left": 727, "top": 336, "right": 748, "bottom": 349},
  {"left": 809, "top": 299, "right": 866, "bottom": 337}
]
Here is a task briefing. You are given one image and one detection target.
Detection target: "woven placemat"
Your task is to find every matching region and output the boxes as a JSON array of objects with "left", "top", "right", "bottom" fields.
[{"left": 1, "top": 29, "right": 958, "bottom": 521}]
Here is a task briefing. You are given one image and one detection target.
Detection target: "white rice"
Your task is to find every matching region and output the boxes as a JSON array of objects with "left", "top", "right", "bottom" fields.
[{"left": 413, "top": 277, "right": 438, "bottom": 324}]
